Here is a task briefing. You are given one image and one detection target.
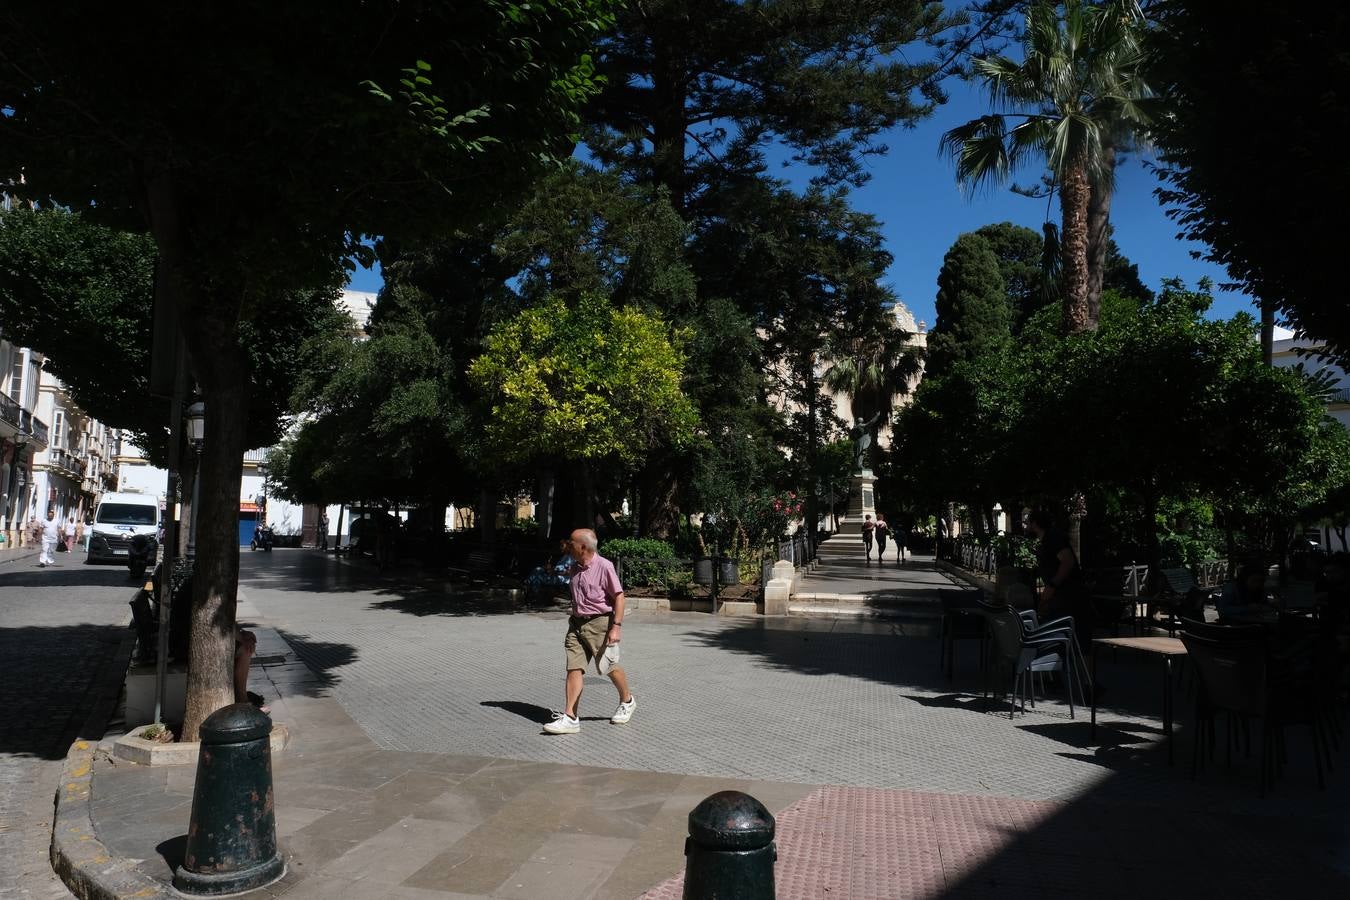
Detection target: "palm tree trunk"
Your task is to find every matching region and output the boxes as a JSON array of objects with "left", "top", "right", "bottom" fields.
[
  {"left": 1085, "top": 144, "right": 1115, "bottom": 326},
  {"left": 1059, "top": 154, "right": 1093, "bottom": 334}
]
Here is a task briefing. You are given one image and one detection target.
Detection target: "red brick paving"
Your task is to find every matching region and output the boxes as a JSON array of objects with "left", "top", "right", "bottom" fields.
[{"left": 639, "top": 782, "right": 1346, "bottom": 898}]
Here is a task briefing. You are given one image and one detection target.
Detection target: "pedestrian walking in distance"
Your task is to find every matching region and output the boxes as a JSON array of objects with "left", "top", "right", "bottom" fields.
[
  {"left": 861, "top": 513, "right": 875, "bottom": 562},
  {"left": 38, "top": 509, "right": 59, "bottom": 567},
  {"left": 543, "top": 528, "right": 636, "bottom": 734},
  {"left": 874, "top": 513, "right": 891, "bottom": 563}
]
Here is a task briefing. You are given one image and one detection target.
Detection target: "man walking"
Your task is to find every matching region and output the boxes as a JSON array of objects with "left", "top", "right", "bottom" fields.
[
  {"left": 38, "top": 509, "right": 59, "bottom": 567},
  {"left": 862, "top": 513, "right": 875, "bottom": 562},
  {"left": 543, "top": 528, "right": 636, "bottom": 735}
]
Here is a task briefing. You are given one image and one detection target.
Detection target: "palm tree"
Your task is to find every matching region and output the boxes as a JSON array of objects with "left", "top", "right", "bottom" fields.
[
  {"left": 823, "top": 311, "right": 923, "bottom": 465},
  {"left": 940, "top": 0, "right": 1150, "bottom": 334}
]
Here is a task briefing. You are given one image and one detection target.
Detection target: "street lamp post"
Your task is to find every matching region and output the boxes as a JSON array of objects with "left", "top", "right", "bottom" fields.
[{"left": 184, "top": 401, "right": 205, "bottom": 561}]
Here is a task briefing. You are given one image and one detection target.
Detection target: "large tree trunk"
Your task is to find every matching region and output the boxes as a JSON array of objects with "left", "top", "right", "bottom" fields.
[
  {"left": 804, "top": 359, "right": 820, "bottom": 553},
  {"left": 181, "top": 362, "right": 248, "bottom": 741},
  {"left": 1085, "top": 144, "right": 1115, "bottom": 326},
  {"left": 477, "top": 487, "right": 497, "bottom": 545},
  {"left": 637, "top": 462, "right": 680, "bottom": 540},
  {"left": 536, "top": 466, "right": 555, "bottom": 539},
  {"left": 1059, "top": 155, "right": 1093, "bottom": 334},
  {"left": 146, "top": 177, "right": 251, "bottom": 741}
]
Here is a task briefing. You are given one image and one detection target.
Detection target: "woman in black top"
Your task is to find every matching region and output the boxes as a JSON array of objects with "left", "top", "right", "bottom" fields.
[{"left": 1026, "top": 510, "right": 1090, "bottom": 650}]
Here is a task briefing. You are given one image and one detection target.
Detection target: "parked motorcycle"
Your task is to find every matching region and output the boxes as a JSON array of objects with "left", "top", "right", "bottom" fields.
[
  {"left": 128, "top": 533, "right": 158, "bottom": 581},
  {"left": 250, "top": 524, "right": 274, "bottom": 552}
]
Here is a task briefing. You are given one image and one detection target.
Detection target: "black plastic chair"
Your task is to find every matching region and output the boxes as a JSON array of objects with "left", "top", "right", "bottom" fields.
[
  {"left": 985, "top": 604, "right": 1086, "bottom": 719},
  {"left": 938, "top": 589, "right": 991, "bottom": 680},
  {"left": 1182, "top": 631, "right": 1330, "bottom": 794}
]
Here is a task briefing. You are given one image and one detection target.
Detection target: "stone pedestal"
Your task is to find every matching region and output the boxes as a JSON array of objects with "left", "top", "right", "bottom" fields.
[
  {"left": 837, "top": 471, "right": 877, "bottom": 535},
  {"left": 762, "top": 559, "right": 795, "bottom": 616}
]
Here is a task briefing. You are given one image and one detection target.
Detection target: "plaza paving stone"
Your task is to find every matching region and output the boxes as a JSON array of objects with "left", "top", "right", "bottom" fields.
[
  {"left": 0, "top": 552, "right": 138, "bottom": 898},
  {"left": 73, "top": 550, "right": 1350, "bottom": 898}
]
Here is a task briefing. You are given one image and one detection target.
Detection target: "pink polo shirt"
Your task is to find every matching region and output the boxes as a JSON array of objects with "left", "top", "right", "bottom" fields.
[{"left": 569, "top": 554, "right": 624, "bottom": 617}]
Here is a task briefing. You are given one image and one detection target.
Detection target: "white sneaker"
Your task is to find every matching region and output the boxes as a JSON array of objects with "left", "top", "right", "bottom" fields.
[
  {"left": 611, "top": 696, "right": 636, "bottom": 725},
  {"left": 543, "top": 712, "right": 580, "bottom": 734}
]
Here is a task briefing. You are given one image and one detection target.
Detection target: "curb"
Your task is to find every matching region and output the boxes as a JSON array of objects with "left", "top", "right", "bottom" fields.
[{"left": 49, "top": 614, "right": 169, "bottom": 899}]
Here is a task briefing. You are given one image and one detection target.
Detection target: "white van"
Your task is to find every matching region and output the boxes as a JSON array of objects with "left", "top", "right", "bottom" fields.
[{"left": 87, "top": 491, "right": 162, "bottom": 564}]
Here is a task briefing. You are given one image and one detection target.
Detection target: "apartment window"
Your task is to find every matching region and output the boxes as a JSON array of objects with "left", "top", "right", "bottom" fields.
[
  {"left": 24, "top": 358, "right": 38, "bottom": 409},
  {"left": 7, "top": 348, "right": 21, "bottom": 402},
  {"left": 52, "top": 409, "right": 65, "bottom": 449}
]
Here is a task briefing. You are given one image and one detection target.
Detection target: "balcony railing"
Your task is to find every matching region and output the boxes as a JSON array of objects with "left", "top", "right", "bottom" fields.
[
  {"left": 243, "top": 448, "right": 268, "bottom": 465},
  {"left": 50, "top": 447, "right": 86, "bottom": 477},
  {"left": 28, "top": 413, "right": 49, "bottom": 447},
  {"left": 0, "top": 392, "right": 20, "bottom": 428},
  {"left": 1331, "top": 387, "right": 1350, "bottom": 405}
]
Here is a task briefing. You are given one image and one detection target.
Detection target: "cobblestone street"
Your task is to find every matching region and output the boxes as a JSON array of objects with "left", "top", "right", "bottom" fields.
[
  {"left": 237, "top": 552, "right": 1291, "bottom": 806},
  {"left": 0, "top": 552, "right": 137, "bottom": 898},
  {"left": 18, "top": 548, "right": 1349, "bottom": 898}
]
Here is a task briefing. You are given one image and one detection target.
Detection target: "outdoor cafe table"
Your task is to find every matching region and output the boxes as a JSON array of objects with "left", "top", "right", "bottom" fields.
[{"left": 1091, "top": 636, "right": 1188, "bottom": 766}]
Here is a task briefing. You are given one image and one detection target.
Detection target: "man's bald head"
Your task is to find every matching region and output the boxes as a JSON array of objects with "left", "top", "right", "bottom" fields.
[{"left": 570, "top": 528, "right": 598, "bottom": 560}]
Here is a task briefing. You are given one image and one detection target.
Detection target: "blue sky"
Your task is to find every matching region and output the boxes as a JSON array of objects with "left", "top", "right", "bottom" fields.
[{"left": 348, "top": 77, "right": 1251, "bottom": 331}]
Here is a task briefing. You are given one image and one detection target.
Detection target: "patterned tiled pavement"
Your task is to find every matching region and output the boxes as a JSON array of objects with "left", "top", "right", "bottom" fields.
[
  {"left": 74, "top": 551, "right": 1350, "bottom": 898},
  {"left": 0, "top": 552, "right": 137, "bottom": 899}
]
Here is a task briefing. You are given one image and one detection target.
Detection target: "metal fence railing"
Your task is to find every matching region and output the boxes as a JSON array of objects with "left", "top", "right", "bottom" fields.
[
  {"left": 952, "top": 539, "right": 997, "bottom": 580},
  {"left": 776, "top": 534, "right": 816, "bottom": 568},
  {"left": 1192, "top": 559, "right": 1228, "bottom": 590}
]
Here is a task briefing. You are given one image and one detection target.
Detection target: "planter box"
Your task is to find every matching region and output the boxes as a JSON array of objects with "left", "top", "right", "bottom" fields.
[
  {"left": 113, "top": 722, "right": 290, "bottom": 767},
  {"left": 124, "top": 662, "right": 186, "bottom": 730}
]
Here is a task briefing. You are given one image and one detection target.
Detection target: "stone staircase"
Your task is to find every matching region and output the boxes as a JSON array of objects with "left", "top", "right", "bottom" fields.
[{"left": 787, "top": 534, "right": 950, "bottom": 628}]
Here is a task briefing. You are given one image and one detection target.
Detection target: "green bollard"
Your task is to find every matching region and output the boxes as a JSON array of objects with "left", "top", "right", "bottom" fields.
[
  {"left": 683, "top": 790, "right": 776, "bottom": 899},
  {"left": 173, "top": 703, "right": 285, "bottom": 895}
]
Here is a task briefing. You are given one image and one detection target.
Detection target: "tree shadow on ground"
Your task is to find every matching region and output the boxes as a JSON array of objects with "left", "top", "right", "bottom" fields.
[
  {"left": 366, "top": 587, "right": 569, "bottom": 618},
  {"left": 0, "top": 564, "right": 145, "bottom": 589},
  {"left": 686, "top": 622, "right": 1193, "bottom": 738},
  {"left": 0, "top": 623, "right": 129, "bottom": 758},
  {"left": 269, "top": 630, "right": 359, "bottom": 697},
  {"left": 238, "top": 549, "right": 569, "bottom": 618}
]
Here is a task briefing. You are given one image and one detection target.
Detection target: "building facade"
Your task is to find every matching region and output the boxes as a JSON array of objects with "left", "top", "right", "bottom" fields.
[
  {"left": 1, "top": 337, "right": 49, "bottom": 546},
  {"left": 27, "top": 359, "right": 120, "bottom": 529},
  {"left": 1271, "top": 328, "right": 1350, "bottom": 550}
]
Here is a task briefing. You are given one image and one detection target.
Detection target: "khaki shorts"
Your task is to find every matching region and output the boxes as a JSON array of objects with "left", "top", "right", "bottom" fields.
[{"left": 565, "top": 615, "right": 618, "bottom": 674}]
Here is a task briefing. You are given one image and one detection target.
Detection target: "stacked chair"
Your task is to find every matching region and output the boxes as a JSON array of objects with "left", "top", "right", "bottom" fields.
[{"left": 1180, "top": 617, "right": 1339, "bottom": 795}]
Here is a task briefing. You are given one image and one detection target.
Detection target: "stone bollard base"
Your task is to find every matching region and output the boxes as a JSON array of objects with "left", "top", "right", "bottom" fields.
[{"left": 174, "top": 855, "right": 285, "bottom": 896}]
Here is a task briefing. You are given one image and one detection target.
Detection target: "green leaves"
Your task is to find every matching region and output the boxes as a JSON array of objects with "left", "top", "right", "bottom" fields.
[{"left": 469, "top": 293, "right": 699, "bottom": 468}]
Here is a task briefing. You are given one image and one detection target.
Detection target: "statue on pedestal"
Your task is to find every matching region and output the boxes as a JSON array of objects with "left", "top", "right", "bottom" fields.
[{"left": 849, "top": 412, "right": 883, "bottom": 474}]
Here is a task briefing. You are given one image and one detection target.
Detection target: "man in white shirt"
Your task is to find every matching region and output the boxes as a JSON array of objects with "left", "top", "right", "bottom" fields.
[{"left": 39, "top": 510, "right": 59, "bottom": 567}]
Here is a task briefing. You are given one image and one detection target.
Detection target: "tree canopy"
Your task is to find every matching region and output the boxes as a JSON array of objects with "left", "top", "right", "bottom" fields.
[
  {"left": 0, "top": 0, "right": 621, "bottom": 738},
  {"left": 1147, "top": 0, "right": 1350, "bottom": 364},
  {"left": 941, "top": 0, "right": 1150, "bottom": 332},
  {"left": 926, "top": 232, "right": 1011, "bottom": 377},
  {"left": 893, "top": 280, "right": 1344, "bottom": 564},
  {"left": 0, "top": 207, "right": 349, "bottom": 463},
  {"left": 469, "top": 293, "right": 698, "bottom": 468}
]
